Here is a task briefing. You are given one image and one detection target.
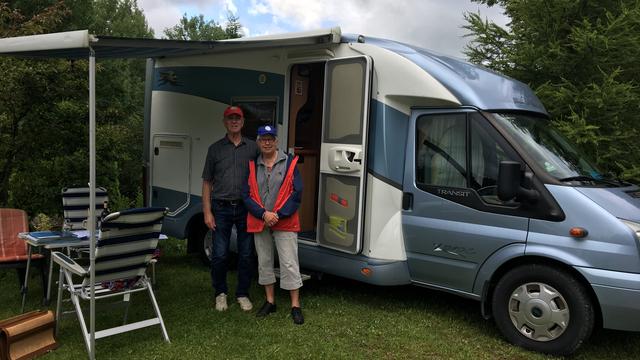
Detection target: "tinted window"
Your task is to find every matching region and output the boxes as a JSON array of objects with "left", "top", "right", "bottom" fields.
[
  {"left": 416, "top": 113, "right": 467, "bottom": 187},
  {"left": 416, "top": 112, "right": 519, "bottom": 205},
  {"left": 324, "top": 58, "right": 367, "bottom": 144}
]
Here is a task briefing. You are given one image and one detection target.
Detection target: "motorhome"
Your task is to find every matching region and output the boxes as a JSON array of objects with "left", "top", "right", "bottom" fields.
[{"left": 145, "top": 27, "right": 640, "bottom": 355}]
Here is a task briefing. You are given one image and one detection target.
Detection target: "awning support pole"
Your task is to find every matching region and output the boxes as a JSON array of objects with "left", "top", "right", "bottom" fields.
[{"left": 88, "top": 48, "right": 96, "bottom": 360}]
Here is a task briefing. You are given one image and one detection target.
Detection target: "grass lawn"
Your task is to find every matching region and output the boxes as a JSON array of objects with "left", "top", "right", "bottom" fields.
[{"left": 2, "top": 237, "right": 639, "bottom": 359}]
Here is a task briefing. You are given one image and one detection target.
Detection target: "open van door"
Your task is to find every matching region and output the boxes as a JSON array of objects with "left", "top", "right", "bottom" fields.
[{"left": 317, "top": 56, "right": 372, "bottom": 254}]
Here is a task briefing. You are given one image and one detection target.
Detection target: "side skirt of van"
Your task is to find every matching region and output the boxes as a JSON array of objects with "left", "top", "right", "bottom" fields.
[{"left": 297, "top": 243, "right": 411, "bottom": 286}]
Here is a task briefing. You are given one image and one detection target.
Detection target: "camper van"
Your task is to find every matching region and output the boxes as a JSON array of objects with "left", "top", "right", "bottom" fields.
[{"left": 147, "top": 28, "right": 640, "bottom": 355}]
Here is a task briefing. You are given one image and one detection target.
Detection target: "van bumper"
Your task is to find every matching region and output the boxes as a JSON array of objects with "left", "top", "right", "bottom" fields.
[{"left": 575, "top": 266, "right": 640, "bottom": 332}]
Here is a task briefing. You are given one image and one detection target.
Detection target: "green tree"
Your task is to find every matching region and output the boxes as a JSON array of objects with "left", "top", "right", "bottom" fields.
[
  {"left": 464, "top": 0, "right": 640, "bottom": 181},
  {"left": 0, "top": 1, "right": 73, "bottom": 210},
  {"left": 164, "top": 12, "right": 242, "bottom": 40},
  {"left": 0, "top": 0, "right": 153, "bottom": 217},
  {"left": 225, "top": 12, "right": 242, "bottom": 39}
]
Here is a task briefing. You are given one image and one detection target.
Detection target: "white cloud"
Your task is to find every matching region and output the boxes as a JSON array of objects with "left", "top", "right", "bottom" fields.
[
  {"left": 138, "top": 0, "right": 508, "bottom": 56},
  {"left": 224, "top": 0, "right": 238, "bottom": 14},
  {"left": 241, "top": 26, "right": 251, "bottom": 37},
  {"left": 139, "top": 0, "right": 229, "bottom": 37},
  {"left": 245, "top": 0, "right": 508, "bottom": 57},
  {"left": 248, "top": 0, "right": 269, "bottom": 15},
  {"left": 138, "top": 0, "right": 183, "bottom": 36}
]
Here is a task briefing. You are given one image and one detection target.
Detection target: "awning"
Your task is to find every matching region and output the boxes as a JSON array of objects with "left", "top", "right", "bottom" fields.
[{"left": 0, "top": 27, "right": 341, "bottom": 59}]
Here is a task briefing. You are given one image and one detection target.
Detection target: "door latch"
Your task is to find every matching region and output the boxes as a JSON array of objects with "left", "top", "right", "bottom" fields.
[{"left": 328, "top": 148, "right": 362, "bottom": 173}]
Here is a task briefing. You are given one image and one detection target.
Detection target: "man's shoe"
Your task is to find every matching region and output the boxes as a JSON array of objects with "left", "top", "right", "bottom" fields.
[
  {"left": 291, "top": 307, "right": 304, "bottom": 325},
  {"left": 237, "top": 296, "right": 253, "bottom": 311},
  {"left": 256, "top": 301, "right": 276, "bottom": 317},
  {"left": 215, "top": 293, "right": 228, "bottom": 311}
]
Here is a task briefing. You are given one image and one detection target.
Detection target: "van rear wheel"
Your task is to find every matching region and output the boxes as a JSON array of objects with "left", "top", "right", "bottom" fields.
[
  {"left": 492, "top": 264, "right": 594, "bottom": 356},
  {"left": 189, "top": 223, "right": 213, "bottom": 266}
]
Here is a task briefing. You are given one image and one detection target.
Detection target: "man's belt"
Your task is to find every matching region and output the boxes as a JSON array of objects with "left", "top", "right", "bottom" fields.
[{"left": 215, "top": 199, "right": 242, "bottom": 206}]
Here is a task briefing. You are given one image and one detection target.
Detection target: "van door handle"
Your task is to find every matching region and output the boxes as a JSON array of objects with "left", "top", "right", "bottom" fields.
[
  {"left": 328, "top": 148, "right": 362, "bottom": 173},
  {"left": 154, "top": 147, "right": 159, "bottom": 156}
]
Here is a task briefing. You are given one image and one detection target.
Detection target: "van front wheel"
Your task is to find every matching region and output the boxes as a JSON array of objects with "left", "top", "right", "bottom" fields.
[{"left": 492, "top": 264, "right": 594, "bottom": 356}]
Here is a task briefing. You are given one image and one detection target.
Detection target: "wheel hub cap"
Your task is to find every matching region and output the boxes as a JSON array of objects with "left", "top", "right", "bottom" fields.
[{"left": 508, "top": 282, "right": 570, "bottom": 342}]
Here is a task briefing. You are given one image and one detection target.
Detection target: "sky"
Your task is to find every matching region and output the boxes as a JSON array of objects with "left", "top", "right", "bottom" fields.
[{"left": 137, "top": 0, "right": 508, "bottom": 58}]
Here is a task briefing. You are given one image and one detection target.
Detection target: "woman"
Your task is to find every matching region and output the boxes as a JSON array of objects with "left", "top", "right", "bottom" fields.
[{"left": 242, "top": 125, "right": 305, "bottom": 325}]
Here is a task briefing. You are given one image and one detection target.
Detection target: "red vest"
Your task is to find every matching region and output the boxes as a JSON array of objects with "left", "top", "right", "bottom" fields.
[{"left": 247, "top": 155, "right": 300, "bottom": 233}]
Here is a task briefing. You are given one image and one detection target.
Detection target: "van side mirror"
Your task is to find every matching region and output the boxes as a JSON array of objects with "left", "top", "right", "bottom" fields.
[
  {"left": 497, "top": 161, "right": 539, "bottom": 203},
  {"left": 497, "top": 161, "right": 520, "bottom": 201}
]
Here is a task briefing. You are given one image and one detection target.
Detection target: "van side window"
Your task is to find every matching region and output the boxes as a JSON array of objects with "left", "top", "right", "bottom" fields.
[
  {"left": 416, "top": 114, "right": 467, "bottom": 187},
  {"left": 324, "top": 59, "right": 367, "bottom": 144},
  {"left": 416, "top": 112, "right": 519, "bottom": 206}
]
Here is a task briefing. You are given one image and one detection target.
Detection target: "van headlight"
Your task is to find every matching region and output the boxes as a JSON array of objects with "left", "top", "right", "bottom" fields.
[{"left": 620, "top": 219, "right": 640, "bottom": 240}]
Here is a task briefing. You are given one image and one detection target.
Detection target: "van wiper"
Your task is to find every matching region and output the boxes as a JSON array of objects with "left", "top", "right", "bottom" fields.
[{"left": 558, "top": 175, "right": 621, "bottom": 187}]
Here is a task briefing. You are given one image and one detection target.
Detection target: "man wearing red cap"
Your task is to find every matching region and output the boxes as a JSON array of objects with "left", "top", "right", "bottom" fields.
[{"left": 202, "top": 105, "right": 260, "bottom": 312}]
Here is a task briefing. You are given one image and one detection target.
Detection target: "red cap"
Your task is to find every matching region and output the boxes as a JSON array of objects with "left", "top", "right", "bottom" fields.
[{"left": 223, "top": 106, "right": 244, "bottom": 118}]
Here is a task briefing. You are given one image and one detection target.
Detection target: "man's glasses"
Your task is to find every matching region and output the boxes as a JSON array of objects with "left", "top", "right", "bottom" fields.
[{"left": 258, "top": 137, "right": 276, "bottom": 143}]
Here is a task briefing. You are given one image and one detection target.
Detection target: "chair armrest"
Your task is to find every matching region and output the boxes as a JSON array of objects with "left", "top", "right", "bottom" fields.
[{"left": 52, "top": 251, "right": 87, "bottom": 276}]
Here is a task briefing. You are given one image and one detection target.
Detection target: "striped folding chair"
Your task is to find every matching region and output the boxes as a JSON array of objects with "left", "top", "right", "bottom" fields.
[
  {"left": 52, "top": 207, "right": 169, "bottom": 358},
  {"left": 61, "top": 187, "right": 109, "bottom": 231}
]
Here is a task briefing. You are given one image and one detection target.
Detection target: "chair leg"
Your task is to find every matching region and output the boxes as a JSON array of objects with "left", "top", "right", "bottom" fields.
[
  {"left": 122, "top": 293, "right": 131, "bottom": 325},
  {"left": 46, "top": 253, "right": 55, "bottom": 305},
  {"left": 146, "top": 280, "right": 170, "bottom": 342},
  {"left": 39, "top": 260, "right": 49, "bottom": 305},
  {"left": 64, "top": 271, "right": 91, "bottom": 356},
  {"left": 152, "top": 262, "right": 156, "bottom": 287},
  {"left": 21, "top": 246, "right": 33, "bottom": 313}
]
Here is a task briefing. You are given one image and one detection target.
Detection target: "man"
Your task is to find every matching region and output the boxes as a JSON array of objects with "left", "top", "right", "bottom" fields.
[
  {"left": 202, "top": 105, "right": 259, "bottom": 312},
  {"left": 242, "top": 125, "right": 305, "bottom": 325}
]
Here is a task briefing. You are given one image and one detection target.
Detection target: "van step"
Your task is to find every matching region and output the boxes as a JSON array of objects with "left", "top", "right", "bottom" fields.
[{"left": 273, "top": 268, "right": 311, "bottom": 281}]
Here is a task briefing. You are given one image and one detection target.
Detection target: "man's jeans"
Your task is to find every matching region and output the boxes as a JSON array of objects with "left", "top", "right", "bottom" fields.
[{"left": 210, "top": 200, "right": 254, "bottom": 298}]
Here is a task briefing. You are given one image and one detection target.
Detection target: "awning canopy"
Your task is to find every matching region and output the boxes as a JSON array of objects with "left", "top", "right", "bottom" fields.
[{"left": 0, "top": 28, "right": 341, "bottom": 59}]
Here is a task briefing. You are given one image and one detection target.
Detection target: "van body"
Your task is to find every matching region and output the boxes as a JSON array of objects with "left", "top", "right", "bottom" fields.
[{"left": 146, "top": 28, "right": 640, "bottom": 355}]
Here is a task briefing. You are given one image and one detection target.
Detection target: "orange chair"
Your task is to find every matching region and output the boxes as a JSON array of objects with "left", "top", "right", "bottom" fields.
[{"left": 0, "top": 208, "right": 47, "bottom": 302}]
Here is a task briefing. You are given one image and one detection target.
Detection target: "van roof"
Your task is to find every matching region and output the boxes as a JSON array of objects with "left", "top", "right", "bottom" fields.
[
  {"left": 341, "top": 34, "right": 547, "bottom": 115},
  {"left": 0, "top": 28, "right": 546, "bottom": 115}
]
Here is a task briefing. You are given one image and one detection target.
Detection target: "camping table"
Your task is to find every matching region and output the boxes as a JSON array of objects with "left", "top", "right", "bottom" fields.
[
  {"left": 18, "top": 231, "right": 167, "bottom": 312},
  {"left": 18, "top": 231, "right": 90, "bottom": 312}
]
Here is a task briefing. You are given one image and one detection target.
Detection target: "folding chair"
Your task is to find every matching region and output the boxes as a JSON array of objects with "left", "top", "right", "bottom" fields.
[
  {"left": 52, "top": 207, "right": 170, "bottom": 358},
  {"left": 61, "top": 187, "right": 109, "bottom": 231},
  {"left": 61, "top": 186, "right": 160, "bottom": 285},
  {"left": 0, "top": 208, "right": 47, "bottom": 305}
]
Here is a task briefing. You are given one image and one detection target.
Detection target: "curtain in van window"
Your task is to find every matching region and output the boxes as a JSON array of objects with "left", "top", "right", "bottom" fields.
[{"left": 416, "top": 114, "right": 467, "bottom": 188}]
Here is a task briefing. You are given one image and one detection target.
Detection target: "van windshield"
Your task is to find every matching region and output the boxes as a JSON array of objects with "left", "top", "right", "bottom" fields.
[{"left": 490, "top": 113, "right": 621, "bottom": 186}]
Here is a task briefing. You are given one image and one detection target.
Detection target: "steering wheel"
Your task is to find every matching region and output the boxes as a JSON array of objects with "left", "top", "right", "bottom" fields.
[{"left": 476, "top": 185, "right": 498, "bottom": 197}]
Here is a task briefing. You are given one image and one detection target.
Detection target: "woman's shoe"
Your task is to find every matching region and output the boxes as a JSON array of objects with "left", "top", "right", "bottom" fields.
[
  {"left": 256, "top": 301, "right": 276, "bottom": 317},
  {"left": 291, "top": 307, "right": 304, "bottom": 325}
]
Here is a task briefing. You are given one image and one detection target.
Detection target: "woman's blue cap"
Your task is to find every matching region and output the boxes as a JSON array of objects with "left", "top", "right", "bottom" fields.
[{"left": 257, "top": 125, "right": 277, "bottom": 137}]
